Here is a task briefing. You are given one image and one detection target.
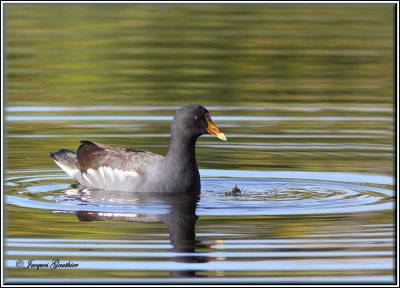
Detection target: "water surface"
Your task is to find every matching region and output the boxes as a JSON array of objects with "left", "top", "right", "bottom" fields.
[{"left": 4, "top": 4, "right": 395, "bottom": 284}]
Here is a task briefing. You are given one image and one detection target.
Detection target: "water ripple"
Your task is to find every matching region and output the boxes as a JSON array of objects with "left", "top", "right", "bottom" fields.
[
  {"left": 5, "top": 169, "right": 394, "bottom": 216},
  {"left": 6, "top": 115, "right": 392, "bottom": 122}
]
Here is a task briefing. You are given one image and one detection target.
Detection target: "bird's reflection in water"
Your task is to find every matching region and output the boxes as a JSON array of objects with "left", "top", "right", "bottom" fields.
[{"left": 71, "top": 188, "right": 209, "bottom": 278}]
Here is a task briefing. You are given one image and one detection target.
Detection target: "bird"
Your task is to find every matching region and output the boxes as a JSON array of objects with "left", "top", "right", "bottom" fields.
[{"left": 50, "top": 103, "right": 227, "bottom": 194}]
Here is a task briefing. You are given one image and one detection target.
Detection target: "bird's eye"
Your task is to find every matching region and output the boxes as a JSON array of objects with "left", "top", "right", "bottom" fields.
[{"left": 194, "top": 115, "right": 201, "bottom": 122}]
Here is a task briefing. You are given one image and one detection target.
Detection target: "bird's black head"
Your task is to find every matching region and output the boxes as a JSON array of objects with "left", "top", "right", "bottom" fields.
[{"left": 171, "top": 103, "right": 227, "bottom": 141}]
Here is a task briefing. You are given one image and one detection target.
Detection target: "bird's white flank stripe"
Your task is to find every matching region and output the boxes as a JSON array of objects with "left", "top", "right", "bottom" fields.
[{"left": 80, "top": 166, "right": 139, "bottom": 191}]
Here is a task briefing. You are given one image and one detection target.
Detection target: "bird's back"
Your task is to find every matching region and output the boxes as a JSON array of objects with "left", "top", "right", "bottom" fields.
[{"left": 51, "top": 140, "right": 163, "bottom": 192}]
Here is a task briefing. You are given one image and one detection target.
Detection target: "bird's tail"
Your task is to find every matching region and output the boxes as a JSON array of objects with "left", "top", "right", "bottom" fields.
[{"left": 50, "top": 149, "right": 79, "bottom": 178}]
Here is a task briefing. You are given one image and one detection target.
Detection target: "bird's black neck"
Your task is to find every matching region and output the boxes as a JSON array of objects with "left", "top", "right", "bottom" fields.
[{"left": 166, "top": 132, "right": 198, "bottom": 169}]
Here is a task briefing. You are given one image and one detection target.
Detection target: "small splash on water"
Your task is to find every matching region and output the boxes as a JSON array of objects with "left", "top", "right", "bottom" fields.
[{"left": 225, "top": 185, "right": 242, "bottom": 196}]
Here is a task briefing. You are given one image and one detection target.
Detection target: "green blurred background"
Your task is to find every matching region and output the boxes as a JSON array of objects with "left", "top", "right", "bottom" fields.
[
  {"left": 6, "top": 4, "right": 393, "bottom": 105},
  {"left": 5, "top": 4, "right": 394, "bottom": 175}
]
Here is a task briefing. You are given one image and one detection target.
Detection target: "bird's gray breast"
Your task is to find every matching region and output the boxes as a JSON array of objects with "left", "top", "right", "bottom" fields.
[{"left": 143, "top": 159, "right": 200, "bottom": 193}]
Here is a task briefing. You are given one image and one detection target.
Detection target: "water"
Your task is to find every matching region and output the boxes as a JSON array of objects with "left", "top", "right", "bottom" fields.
[{"left": 4, "top": 4, "right": 395, "bottom": 284}]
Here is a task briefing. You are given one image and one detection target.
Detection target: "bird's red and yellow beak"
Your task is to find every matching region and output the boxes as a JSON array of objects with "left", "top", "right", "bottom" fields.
[{"left": 205, "top": 113, "right": 227, "bottom": 141}]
